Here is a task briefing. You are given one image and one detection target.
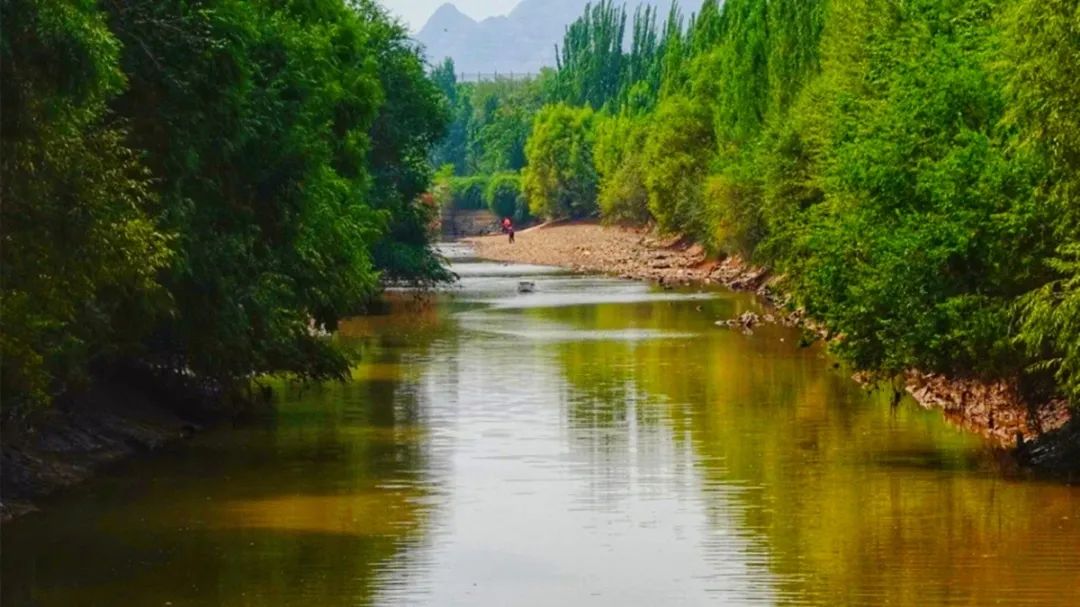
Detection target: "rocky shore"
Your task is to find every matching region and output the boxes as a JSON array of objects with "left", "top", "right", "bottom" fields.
[
  {"left": 468, "top": 221, "right": 778, "bottom": 292},
  {"left": 1, "top": 371, "right": 240, "bottom": 523},
  {"left": 468, "top": 221, "right": 1075, "bottom": 472}
]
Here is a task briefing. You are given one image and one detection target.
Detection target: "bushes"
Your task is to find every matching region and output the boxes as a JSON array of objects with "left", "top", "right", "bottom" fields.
[
  {"left": 485, "top": 173, "right": 526, "bottom": 220},
  {"left": 1020, "top": 248, "right": 1080, "bottom": 405},
  {"left": 447, "top": 176, "right": 490, "bottom": 210},
  {"left": 435, "top": 171, "right": 528, "bottom": 222}
]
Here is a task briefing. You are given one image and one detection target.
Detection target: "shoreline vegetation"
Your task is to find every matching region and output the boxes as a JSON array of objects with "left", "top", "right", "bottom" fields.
[
  {"left": 468, "top": 222, "right": 1077, "bottom": 475},
  {"left": 2, "top": 1, "right": 450, "bottom": 521},
  {"left": 4, "top": 0, "right": 1079, "bottom": 520},
  {"left": 437, "top": 0, "right": 1080, "bottom": 474}
]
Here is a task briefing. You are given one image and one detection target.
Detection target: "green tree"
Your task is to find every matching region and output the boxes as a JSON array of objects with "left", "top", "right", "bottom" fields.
[
  {"left": 469, "top": 79, "right": 544, "bottom": 173},
  {"left": 1, "top": 0, "right": 171, "bottom": 411},
  {"left": 1008, "top": 0, "right": 1080, "bottom": 405},
  {"left": 430, "top": 58, "right": 471, "bottom": 175},
  {"left": 523, "top": 104, "right": 599, "bottom": 219},
  {"left": 555, "top": 0, "right": 627, "bottom": 109},
  {"left": 100, "top": 0, "right": 450, "bottom": 383},
  {"left": 359, "top": 1, "right": 453, "bottom": 285},
  {"left": 593, "top": 113, "right": 651, "bottom": 223},
  {"left": 775, "top": 0, "right": 1049, "bottom": 377},
  {"left": 642, "top": 95, "right": 715, "bottom": 242}
]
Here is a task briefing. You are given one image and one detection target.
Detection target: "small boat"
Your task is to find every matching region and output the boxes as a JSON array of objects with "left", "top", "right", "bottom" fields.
[{"left": 517, "top": 281, "right": 536, "bottom": 293}]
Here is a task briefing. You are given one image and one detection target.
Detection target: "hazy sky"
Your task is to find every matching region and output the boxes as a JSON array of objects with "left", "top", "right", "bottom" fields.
[{"left": 379, "top": 1, "right": 522, "bottom": 32}]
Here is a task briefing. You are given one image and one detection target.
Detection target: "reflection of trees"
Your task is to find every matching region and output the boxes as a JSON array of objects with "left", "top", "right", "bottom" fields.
[
  {"left": 539, "top": 297, "right": 754, "bottom": 434},
  {"left": 1, "top": 298, "right": 458, "bottom": 607},
  {"left": 544, "top": 298, "right": 1080, "bottom": 605}
]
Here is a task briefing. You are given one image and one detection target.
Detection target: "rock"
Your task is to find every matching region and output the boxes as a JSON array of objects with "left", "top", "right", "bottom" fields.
[{"left": 716, "top": 311, "right": 763, "bottom": 330}]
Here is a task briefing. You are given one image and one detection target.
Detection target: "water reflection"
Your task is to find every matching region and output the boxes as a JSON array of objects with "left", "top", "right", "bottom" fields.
[
  {"left": 3, "top": 250, "right": 1079, "bottom": 606},
  {"left": 536, "top": 284, "right": 1080, "bottom": 606},
  {"left": 2, "top": 307, "right": 448, "bottom": 607}
]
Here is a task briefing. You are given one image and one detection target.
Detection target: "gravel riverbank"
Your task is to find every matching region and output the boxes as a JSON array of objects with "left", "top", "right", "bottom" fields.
[{"left": 468, "top": 221, "right": 770, "bottom": 289}]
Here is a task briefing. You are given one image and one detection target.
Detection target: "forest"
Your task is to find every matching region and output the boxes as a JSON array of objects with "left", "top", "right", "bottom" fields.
[
  {"left": 432, "top": 0, "right": 1080, "bottom": 413},
  {"left": 1, "top": 0, "right": 450, "bottom": 418}
]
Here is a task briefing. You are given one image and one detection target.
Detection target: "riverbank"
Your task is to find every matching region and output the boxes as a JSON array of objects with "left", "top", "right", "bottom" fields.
[
  {"left": 469, "top": 221, "right": 769, "bottom": 289},
  {"left": 467, "top": 221, "right": 1075, "bottom": 473},
  {"left": 0, "top": 371, "right": 240, "bottom": 522}
]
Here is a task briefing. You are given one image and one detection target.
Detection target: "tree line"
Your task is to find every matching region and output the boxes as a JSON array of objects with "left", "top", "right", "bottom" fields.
[
  {"left": 427, "top": 59, "right": 553, "bottom": 222},
  {"left": 1, "top": 0, "right": 450, "bottom": 417},
  {"left": 442, "top": 0, "right": 1080, "bottom": 409}
]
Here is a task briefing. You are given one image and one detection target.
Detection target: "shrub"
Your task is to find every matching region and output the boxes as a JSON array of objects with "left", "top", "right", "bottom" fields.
[
  {"left": 485, "top": 173, "right": 524, "bottom": 219},
  {"left": 447, "top": 176, "right": 490, "bottom": 210}
]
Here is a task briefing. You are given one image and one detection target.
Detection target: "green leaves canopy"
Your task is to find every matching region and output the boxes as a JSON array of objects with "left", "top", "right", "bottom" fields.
[
  {"left": 523, "top": 104, "right": 598, "bottom": 219},
  {"left": 1, "top": 0, "right": 449, "bottom": 413},
  {"left": 518, "top": 0, "right": 1080, "bottom": 407}
]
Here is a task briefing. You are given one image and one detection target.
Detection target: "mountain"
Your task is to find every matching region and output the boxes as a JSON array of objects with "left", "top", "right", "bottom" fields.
[{"left": 416, "top": 0, "right": 705, "bottom": 75}]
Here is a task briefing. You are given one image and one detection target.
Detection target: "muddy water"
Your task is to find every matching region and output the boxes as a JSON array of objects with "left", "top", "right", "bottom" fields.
[{"left": 3, "top": 245, "right": 1079, "bottom": 606}]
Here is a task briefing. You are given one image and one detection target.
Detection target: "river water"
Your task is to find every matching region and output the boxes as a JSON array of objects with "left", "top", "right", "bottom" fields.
[{"left": 3, "top": 245, "right": 1079, "bottom": 606}]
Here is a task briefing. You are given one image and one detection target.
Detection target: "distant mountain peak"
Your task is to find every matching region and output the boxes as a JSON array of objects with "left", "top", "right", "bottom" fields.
[
  {"left": 418, "top": 3, "right": 478, "bottom": 38},
  {"left": 430, "top": 3, "right": 471, "bottom": 22},
  {"left": 416, "top": 0, "right": 704, "bottom": 74}
]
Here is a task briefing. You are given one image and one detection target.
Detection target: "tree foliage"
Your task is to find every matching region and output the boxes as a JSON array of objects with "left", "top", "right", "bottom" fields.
[
  {"left": 642, "top": 95, "right": 715, "bottom": 241},
  {"left": 430, "top": 72, "right": 549, "bottom": 177},
  {"left": 1, "top": 0, "right": 172, "bottom": 409},
  {"left": 593, "top": 113, "right": 650, "bottom": 223},
  {"left": 1, "top": 0, "right": 449, "bottom": 414},
  {"left": 1008, "top": 0, "right": 1080, "bottom": 403},
  {"left": 522, "top": 104, "right": 598, "bottom": 219},
  {"left": 517, "top": 0, "right": 1080, "bottom": 407},
  {"left": 485, "top": 173, "right": 526, "bottom": 221}
]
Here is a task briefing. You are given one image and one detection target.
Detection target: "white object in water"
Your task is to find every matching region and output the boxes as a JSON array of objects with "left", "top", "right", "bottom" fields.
[{"left": 518, "top": 281, "right": 536, "bottom": 293}]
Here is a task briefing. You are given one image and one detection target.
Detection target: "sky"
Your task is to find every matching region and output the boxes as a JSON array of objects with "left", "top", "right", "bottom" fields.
[{"left": 379, "top": 1, "right": 522, "bottom": 32}]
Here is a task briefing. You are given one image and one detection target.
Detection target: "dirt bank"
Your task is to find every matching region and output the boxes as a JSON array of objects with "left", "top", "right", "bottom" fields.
[
  {"left": 467, "top": 221, "right": 1075, "bottom": 469},
  {"left": 1, "top": 371, "right": 239, "bottom": 522}
]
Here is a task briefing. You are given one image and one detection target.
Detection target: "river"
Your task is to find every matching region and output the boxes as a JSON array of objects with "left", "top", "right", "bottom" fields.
[{"left": 3, "top": 245, "right": 1079, "bottom": 606}]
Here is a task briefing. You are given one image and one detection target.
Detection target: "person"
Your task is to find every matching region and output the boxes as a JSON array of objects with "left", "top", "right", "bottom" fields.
[
  {"left": 501, "top": 217, "right": 511, "bottom": 233},
  {"left": 507, "top": 220, "right": 515, "bottom": 244}
]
